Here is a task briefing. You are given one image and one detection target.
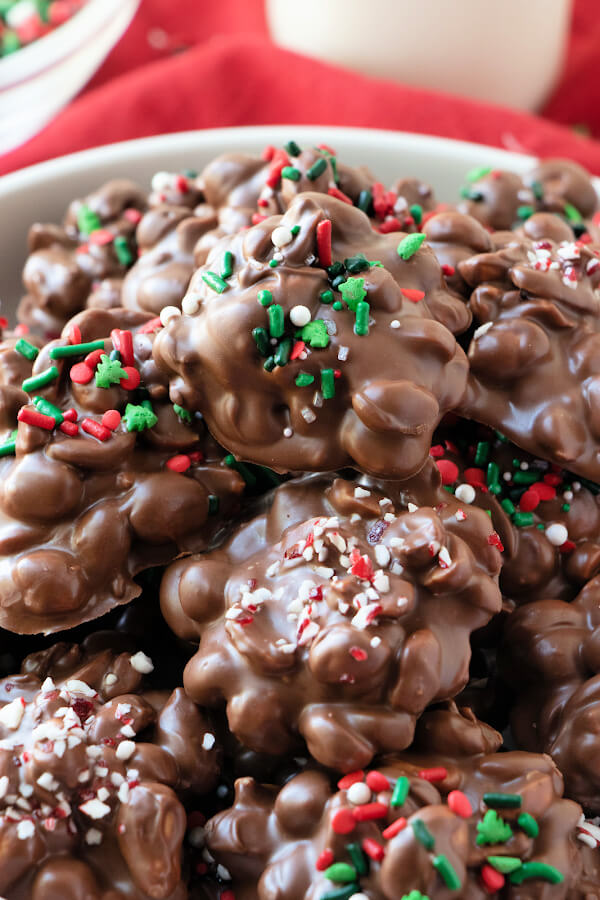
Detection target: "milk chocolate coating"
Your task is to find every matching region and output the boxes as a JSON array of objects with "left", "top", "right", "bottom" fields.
[
  {"left": 502, "top": 575, "right": 600, "bottom": 813},
  {"left": 456, "top": 226, "right": 600, "bottom": 483},
  {"left": 0, "top": 306, "right": 244, "bottom": 634},
  {"left": 458, "top": 158, "right": 597, "bottom": 231},
  {"left": 422, "top": 210, "right": 493, "bottom": 298},
  {"left": 160, "top": 471, "right": 501, "bottom": 771},
  {"left": 154, "top": 192, "right": 470, "bottom": 479},
  {"left": 430, "top": 424, "right": 600, "bottom": 604},
  {"left": 205, "top": 704, "right": 598, "bottom": 898},
  {"left": 0, "top": 632, "right": 220, "bottom": 899},
  {"left": 18, "top": 180, "right": 147, "bottom": 337}
]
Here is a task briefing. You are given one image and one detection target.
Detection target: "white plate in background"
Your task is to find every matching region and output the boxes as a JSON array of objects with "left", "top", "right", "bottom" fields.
[{"left": 0, "top": 126, "right": 537, "bottom": 318}]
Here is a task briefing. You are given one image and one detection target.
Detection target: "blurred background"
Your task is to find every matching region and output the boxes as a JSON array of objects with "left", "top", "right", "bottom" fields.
[{"left": 1, "top": 0, "right": 600, "bottom": 173}]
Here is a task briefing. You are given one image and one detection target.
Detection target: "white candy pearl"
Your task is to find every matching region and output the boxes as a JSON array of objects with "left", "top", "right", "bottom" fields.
[
  {"left": 271, "top": 226, "right": 293, "bottom": 248},
  {"left": 545, "top": 523, "right": 569, "bottom": 546},
  {"left": 290, "top": 305, "right": 311, "bottom": 327},
  {"left": 346, "top": 782, "right": 371, "bottom": 805},
  {"left": 6, "top": 0, "right": 37, "bottom": 28},
  {"left": 349, "top": 895, "right": 370, "bottom": 900},
  {"left": 454, "top": 483, "right": 476, "bottom": 504},
  {"left": 151, "top": 171, "right": 173, "bottom": 192},
  {"left": 160, "top": 305, "right": 181, "bottom": 326},
  {"left": 182, "top": 294, "right": 200, "bottom": 315}
]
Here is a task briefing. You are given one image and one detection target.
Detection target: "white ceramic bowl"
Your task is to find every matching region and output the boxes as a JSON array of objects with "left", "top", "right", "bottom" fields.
[
  {"left": 0, "top": 0, "right": 140, "bottom": 155},
  {"left": 0, "top": 125, "right": 539, "bottom": 318}
]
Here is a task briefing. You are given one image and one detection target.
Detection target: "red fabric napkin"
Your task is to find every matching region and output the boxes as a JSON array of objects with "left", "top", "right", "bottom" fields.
[{"left": 2, "top": 0, "right": 600, "bottom": 176}]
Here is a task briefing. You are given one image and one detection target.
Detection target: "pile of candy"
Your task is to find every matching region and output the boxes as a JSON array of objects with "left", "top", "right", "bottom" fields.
[{"left": 0, "top": 0, "right": 87, "bottom": 57}]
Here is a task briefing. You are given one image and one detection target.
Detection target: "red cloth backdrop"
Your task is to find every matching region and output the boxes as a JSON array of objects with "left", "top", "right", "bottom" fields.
[{"left": 2, "top": 0, "right": 600, "bottom": 175}]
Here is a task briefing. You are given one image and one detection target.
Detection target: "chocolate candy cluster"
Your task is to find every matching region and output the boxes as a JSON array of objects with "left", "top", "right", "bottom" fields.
[{"left": 3, "top": 142, "right": 600, "bottom": 897}]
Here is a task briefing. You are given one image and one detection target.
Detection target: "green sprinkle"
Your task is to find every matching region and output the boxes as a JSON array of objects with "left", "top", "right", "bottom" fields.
[
  {"left": 252, "top": 327, "right": 270, "bottom": 357},
  {"left": 14, "top": 338, "right": 39, "bottom": 361},
  {"left": 114, "top": 235, "right": 133, "bottom": 266},
  {"left": 530, "top": 180, "right": 544, "bottom": 201},
  {"left": 513, "top": 512, "right": 534, "bottom": 527},
  {"left": 536, "top": 522, "right": 546, "bottom": 530},
  {"left": 109, "top": 349, "right": 121, "bottom": 363},
  {"left": 183, "top": 169, "right": 198, "bottom": 179},
  {"left": 307, "top": 158, "right": 327, "bottom": 180},
  {"left": 22, "top": 366, "right": 59, "bottom": 394},
  {"left": 487, "top": 856, "right": 523, "bottom": 874},
  {"left": 320, "top": 886, "right": 359, "bottom": 900},
  {"left": 258, "top": 289, "right": 273, "bottom": 307},
  {"left": 509, "top": 862, "right": 564, "bottom": 885},
  {"left": 49, "top": 339, "right": 105, "bottom": 359},
  {"left": 339, "top": 277, "right": 366, "bottom": 311},
  {"left": 281, "top": 166, "right": 301, "bottom": 181},
  {"left": 397, "top": 233, "right": 426, "bottom": 260},
  {"left": 476, "top": 810, "right": 513, "bottom": 846},
  {"left": 563, "top": 201, "right": 583, "bottom": 224},
  {"left": 355, "top": 301, "right": 370, "bottom": 336},
  {"left": 474, "top": 441, "right": 489, "bottom": 465},
  {"left": 432, "top": 855, "right": 460, "bottom": 890},
  {"left": 486, "top": 462, "right": 499, "bottom": 486},
  {"left": 77, "top": 204, "right": 101, "bottom": 236},
  {"left": 496, "top": 430, "right": 509, "bottom": 442},
  {"left": 320, "top": 290, "right": 334, "bottom": 304},
  {"left": 263, "top": 356, "right": 276, "bottom": 372},
  {"left": 344, "top": 253, "right": 370, "bottom": 274},
  {"left": 268, "top": 304, "right": 285, "bottom": 338},
  {"left": 562, "top": 503, "right": 571, "bottom": 512},
  {"left": 94, "top": 355, "right": 127, "bottom": 389},
  {"left": 411, "top": 819, "right": 435, "bottom": 851},
  {"left": 284, "top": 140, "right": 301, "bottom": 157},
  {"left": 1, "top": 31, "right": 21, "bottom": 55},
  {"left": 173, "top": 404, "right": 192, "bottom": 423},
  {"left": 291, "top": 225, "right": 301, "bottom": 236},
  {"left": 0, "top": 440, "right": 16, "bottom": 457},
  {"left": 332, "top": 301, "right": 343, "bottom": 311},
  {"left": 208, "top": 494, "right": 220, "bottom": 516},
  {"left": 295, "top": 373, "right": 315, "bottom": 387},
  {"left": 513, "top": 470, "right": 540, "bottom": 485},
  {"left": 221, "top": 251, "right": 234, "bottom": 279},
  {"left": 409, "top": 203, "right": 422, "bottom": 224},
  {"left": 460, "top": 187, "right": 484, "bottom": 201},
  {"left": 323, "top": 863, "right": 356, "bottom": 884},
  {"left": 300, "top": 319, "right": 330, "bottom": 349},
  {"left": 517, "top": 812, "right": 539, "bottom": 837},
  {"left": 33, "top": 397, "right": 63, "bottom": 424},
  {"left": 327, "top": 261, "right": 345, "bottom": 279},
  {"left": 369, "top": 260, "right": 384, "bottom": 268},
  {"left": 401, "top": 893, "right": 429, "bottom": 900},
  {"left": 357, "top": 189, "right": 373, "bottom": 215},
  {"left": 274, "top": 338, "right": 292, "bottom": 367},
  {"left": 321, "top": 368, "right": 335, "bottom": 399},
  {"left": 123, "top": 403, "right": 157, "bottom": 432},
  {"left": 202, "top": 271, "right": 228, "bottom": 294},
  {"left": 224, "top": 454, "right": 258, "bottom": 487},
  {"left": 517, "top": 205, "right": 534, "bottom": 221},
  {"left": 269, "top": 259, "right": 279, "bottom": 268},
  {"left": 484, "top": 793, "right": 521, "bottom": 809},
  {"left": 256, "top": 466, "right": 281, "bottom": 487},
  {"left": 501, "top": 498, "right": 515, "bottom": 515},
  {"left": 465, "top": 165, "right": 492, "bottom": 183},
  {"left": 391, "top": 776, "right": 409, "bottom": 807},
  {"left": 346, "top": 843, "right": 368, "bottom": 877}
]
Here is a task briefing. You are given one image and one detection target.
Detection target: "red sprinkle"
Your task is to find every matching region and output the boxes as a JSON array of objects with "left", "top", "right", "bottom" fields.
[
  {"left": 266, "top": 153, "right": 290, "bottom": 189},
  {"left": 560, "top": 539, "right": 576, "bottom": 554},
  {"left": 365, "top": 771, "right": 390, "bottom": 793},
  {"left": 140, "top": 317, "right": 163, "bottom": 334},
  {"left": 290, "top": 340, "right": 306, "bottom": 360},
  {"left": 67, "top": 324, "right": 82, "bottom": 345},
  {"left": 101, "top": 410, "right": 121, "bottom": 431},
  {"left": 464, "top": 467, "right": 487, "bottom": 489},
  {"left": 89, "top": 229, "right": 114, "bottom": 246},
  {"left": 481, "top": 864, "right": 505, "bottom": 892},
  {"left": 120, "top": 367, "right": 140, "bottom": 391},
  {"left": 401, "top": 288, "right": 425, "bottom": 303},
  {"left": 167, "top": 454, "right": 191, "bottom": 473},
  {"left": 352, "top": 802, "right": 388, "bottom": 822},
  {"left": 519, "top": 489, "right": 540, "bottom": 512},
  {"left": 435, "top": 459, "right": 458, "bottom": 485},
  {"left": 220, "top": 892, "right": 236, "bottom": 900},
  {"left": 337, "top": 771, "right": 364, "bottom": 791},
  {"left": 418, "top": 767, "right": 447, "bottom": 783},
  {"left": 251, "top": 213, "right": 267, "bottom": 225},
  {"left": 543, "top": 472, "right": 562, "bottom": 486},
  {"left": 261, "top": 145, "right": 276, "bottom": 161},
  {"left": 382, "top": 817, "right": 406, "bottom": 840},
  {"left": 59, "top": 421, "right": 78, "bottom": 436},
  {"left": 316, "top": 218, "right": 332, "bottom": 268},
  {"left": 81, "top": 418, "right": 111, "bottom": 441},
  {"left": 257, "top": 198, "right": 269, "bottom": 208},
  {"left": 70, "top": 362, "right": 93, "bottom": 385},
  {"left": 362, "top": 837, "right": 385, "bottom": 862},
  {"left": 441, "top": 264, "right": 456, "bottom": 277},
  {"left": 84, "top": 348, "right": 104, "bottom": 369},
  {"left": 111, "top": 329, "right": 134, "bottom": 366},
  {"left": 530, "top": 482, "right": 556, "bottom": 501},
  {"left": 349, "top": 548, "right": 374, "bottom": 582},
  {"left": 175, "top": 175, "right": 189, "bottom": 194},
  {"left": 349, "top": 646, "right": 368, "bottom": 661},
  {"left": 331, "top": 807, "right": 356, "bottom": 835},
  {"left": 327, "top": 186, "right": 353, "bottom": 205},
  {"left": 63, "top": 408, "right": 78, "bottom": 422},
  {"left": 14, "top": 324, "right": 29, "bottom": 336},
  {"left": 315, "top": 849, "right": 335, "bottom": 871},
  {"left": 447, "top": 789, "right": 472, "bottom": 818},
  {"left": 317, "top": 143, "right": 337, "bottom": 155},
  {"left": 17, "top": 407, "right": 54, "bottom": 430},
  {"left": 487, "top": 532, "right": 504, "bottom": 551},
  {"left": 429, "top": 444, "right": 445, "bottom": 458},
  {"left": 377, "top": 217, "right": 402, "bottom": 233},
  {"left": 124, "top": 208, "right": 142, "bottom": 224}
]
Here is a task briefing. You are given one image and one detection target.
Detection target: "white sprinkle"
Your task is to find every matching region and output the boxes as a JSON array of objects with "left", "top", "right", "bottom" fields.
[
  {"left": 577, "top": 831, "right": 597, "bottom": 849},
  {"left": 19, "top": 783, "right": 33, "bottom": 798},
  {"left": 301, "top": 407, "right": 316, "bottom": 424},
  {"left": 94, "top": 766, "right": 108, "bottom": 778},
  {"left": 182, "top": 293, "right": 200, "bottom": 316},
  {"left": 545, "top": 523, "right": 568, "bottom": 546},
  {"left": 563, "top": 490, "right": 574, "bottom": 501},
  {"left": 217, "top": 865, "right": 231, "bottom": 881},
  {"left": 354, "top": 487, "right": 371, "bottom": 499},
  {"left": 80, "top": 798, "right": 111, "bottom": 820},
  {"left": 66, "top": 680, "right": 96, "bottom": 698},
  {"left": 283, "top": 427, "right": 293, "bottom": 438},
  {"left": 338, "top": 345, "right": 349, "bottom": 361},
  {"left": 41, "top": 677, "right": 56, "bottom": 693},
  {"left": 78, "top": 770, "right": 91, "bottom": 783},
  {"left": 118, "top": 783, "right": 131, "bottom": 804},
  {"left": 54, "top": 740, "right": 66, "bottom": 758},
  {"left": 151, "top": 171, "right": 173, "bottom": 192},
  {"left": 37, "top": 772, "right": 58, "bottom": 792},
  {"left": 86, "top": 828, "right": 103, "bottom": 846},
  {"left": 97, "top": 787, "right": 110, "bottom": 802},
  {"left": 202, "top": 733, "right": 216, "bottom": 751},
  {"left": 129, "top": 652, "right": 154, "bottom": 674},
  {"left": 374, "top": 545, "right": 390, "bottom": 567},
  {"left": 110, "top": 772, "right": 124, "bottom": 786},
  {"left": 0, "top": 697, "right": 25, "bottom": 730},
  {"left": 116, "top": 740, "right": 136, "bottom": 761},
  {"left": 16, "top": 819, "right": 35, "bottom": 840},
  {"left": 6, "top": 0, "right": 37, "bottom": 27},
  {"left": 104, "top": 674, "right": 118, "bottom": 687},
  {"left": 349, "top": 894, "right": 370, "bottom": 900},
  {"left": 473, "top": 321, "right": 493, "bottom": 340},
  {"left": 271, "top": 225, "right": 293, "bottom": 248},
  {"left": 407, "top": 502, "right": 418, "bottom": 513},
  {"left": 0, "top": 776, "right": 8, "bottom": 798},
  {"left": 373, "top": 572, "right": 390, "bottom": 593},
  {"left": 370, "top": 636, "right": 382, "bottom": 648},
  {"left": 383, "top": 512, "right": 396, "bottom": 523},
  {"left": 290, "top": 305, "right": 311, "bottom": 327},
  {"left": 346, "top": 782, "right": 371, "bottom": 805},
  {"left": 390, "top": 319, "right": 401, "bottom": 329},
  {"left": 454, "top": 483, "right": 476, "bottom": 504},
  {"left": 438, "top": 546, "right": 452, "bottom": 568},
  {"left": 120, "top": 725, "right": 136, "bottom": 738},
  {"left": 159, "top": 305, "right": 182, "bottom": 327},
  {"left": 189, "top": 826, "right": 205, "bottom": 848},
  {"left": 86, "top": 746, "right": 103, "bottom": 759},
  {"left": 573, "top": 481, "right": 581, "bottom": 491}
]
